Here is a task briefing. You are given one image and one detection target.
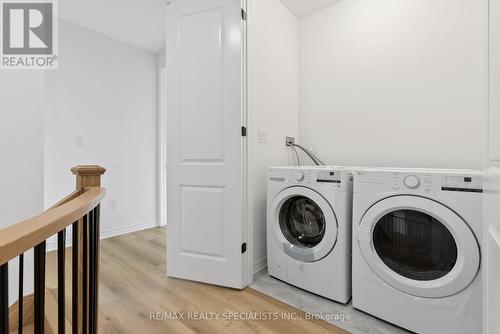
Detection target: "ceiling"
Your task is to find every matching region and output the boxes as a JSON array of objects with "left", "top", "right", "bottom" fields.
[
  {"left": 59, "top": 0, "right": 166, "bottom": 53},
  {"left": 57, "top": 0, "right": 343, "bottom": 53},
  {"left": 280, "top": 0, "right": 344, "bottom": 17}
]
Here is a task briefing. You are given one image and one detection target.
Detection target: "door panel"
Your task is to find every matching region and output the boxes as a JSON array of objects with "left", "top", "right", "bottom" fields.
[
  {"left": 166, "top": 0, "right": 246, "bottom": 289},
  {"left": 181, "top": 186, "right": 226, "bottom": 259},
  {"left": 180, "top": 8, "right": 225, "bottom": 163}
]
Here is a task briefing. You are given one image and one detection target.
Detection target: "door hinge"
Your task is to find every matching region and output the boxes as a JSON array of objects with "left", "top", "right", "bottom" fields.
[
  {"left": 241, "top": 9, "right": 247, "bottom": 21},
  {"left": 241, "top": 242, "right": 247, "bottom": 254},
  {"left": 241, "top": 126, "right": 247, "bottom": 137}
]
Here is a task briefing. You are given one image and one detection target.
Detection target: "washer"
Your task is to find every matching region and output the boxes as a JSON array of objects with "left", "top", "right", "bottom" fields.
[
  {"left": 267, "top": 166, "right": 353, "bottom": 303},
  {"left": 352, "top": 168, "right": 483, "bottom": 334}
]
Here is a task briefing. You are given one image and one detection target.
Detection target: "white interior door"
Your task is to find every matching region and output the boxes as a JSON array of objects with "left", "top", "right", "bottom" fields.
[
  {"left": 485, "top": 0, "right": 500, "bottom": 332},
  {"left": 165, "top": 0, "right": 247, "bottom": 289}
]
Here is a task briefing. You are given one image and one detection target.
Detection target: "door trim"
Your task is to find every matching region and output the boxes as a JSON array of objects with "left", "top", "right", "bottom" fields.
[
  {"left": 357, "top": 195, "right": 480, "bottom": 298},
  {"left": 158, "top": 68, "right": 167, "bottom": 227}
]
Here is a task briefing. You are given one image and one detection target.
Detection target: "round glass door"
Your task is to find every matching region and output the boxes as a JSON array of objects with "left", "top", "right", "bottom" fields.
[
  {"left": 269, "top": 187, "right": 338, "bottom": 262},
  {"left": 373, "top": 210, "right": 458, "bottom": 281},
  {"left": 279, "top": 196, "right": 326, "bottom": 248},
  {"left": 357, "top": 195, "right": 480, "bottom": 298}
]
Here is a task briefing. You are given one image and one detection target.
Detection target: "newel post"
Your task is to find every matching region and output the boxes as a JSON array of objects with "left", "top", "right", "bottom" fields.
[
  {"left": 71, "top": 165, "right": 105, "bottom": 334},
  {"left": 71, "top": 165, "right": 107, "bottom": 191}
]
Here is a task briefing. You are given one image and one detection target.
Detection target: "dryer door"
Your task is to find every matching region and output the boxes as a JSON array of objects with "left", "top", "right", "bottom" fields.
[
  {"left": 357, "top": 195, "right": 480, "bottom": 298},
  {"left": 269, "top": 187, "right": 338, "bottom": 262}
]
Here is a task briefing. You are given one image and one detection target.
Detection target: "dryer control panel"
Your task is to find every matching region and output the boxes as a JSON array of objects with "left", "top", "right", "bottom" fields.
[
  {"left": 355, "top": 169, "right": 483, "bottom": 196},
  {"left": 441, "top": 176, "right": 483, "bottom": 193}
]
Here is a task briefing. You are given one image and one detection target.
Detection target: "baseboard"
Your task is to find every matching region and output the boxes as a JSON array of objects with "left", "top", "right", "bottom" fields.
[
  {"left": 100, "top": 219, "right": 158, "bottom": 239},
  {"left": 253, "top": 257, "right": 267, "bottom": 274},
  {"left": 46, "top": 219, "right": 159, "bottom": 252}
]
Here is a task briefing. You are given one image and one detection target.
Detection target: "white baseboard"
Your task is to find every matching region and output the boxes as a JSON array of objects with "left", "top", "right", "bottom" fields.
[
  {"left": 100, "top": 219, "right": 158, "bottom": 239},
  {"left": 253, "top": 256, "right": 267, "bottom": 274},
  {"left": 46, "top": 219, "right": 159, "bottom": 252}
]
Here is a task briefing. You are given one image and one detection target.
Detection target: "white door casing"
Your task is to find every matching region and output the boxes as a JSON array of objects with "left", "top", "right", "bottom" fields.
[
  {"left": 165, "top": 0, "right": 247, "bottom": 289},
  {"left": 357, "top": 196, "right": 480, "bottom": 298},
  {"left": 485, "top": 0, "right": 500, "bottom": 332},
  {"left": 268, "top": 187, "right": 338, "bottom": 262},
  {"left": 159, "top": 68, "right": 167, "bottom": 227}
]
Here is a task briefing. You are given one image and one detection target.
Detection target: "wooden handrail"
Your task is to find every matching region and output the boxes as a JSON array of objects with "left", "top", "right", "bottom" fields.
[
  {"left": 0, "top": 187, "right": 106, "bottom": 266},
  {"left": 0, "top": 165, "right": 106, "bottom": 334}
]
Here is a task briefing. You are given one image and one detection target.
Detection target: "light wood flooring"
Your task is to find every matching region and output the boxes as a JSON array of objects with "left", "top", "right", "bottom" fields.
[{"left": 43, "top": 227, "right": 349, "bottom": 334}]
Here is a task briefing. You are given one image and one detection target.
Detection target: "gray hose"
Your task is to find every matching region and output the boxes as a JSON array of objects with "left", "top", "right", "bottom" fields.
[
  {"left": 292, "top": 146, "right": 301, "bottom": 166},
  {"left": 289, "top": 143, "right": 325, "bottom": 166}
]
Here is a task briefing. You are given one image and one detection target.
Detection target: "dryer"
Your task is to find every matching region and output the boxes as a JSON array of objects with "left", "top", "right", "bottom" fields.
[
  {"left": 267, "top": 166, "right": 353, "bottom": 303},
  {"left": 352, "top": 168, "right": 483, "bottom": 334}
]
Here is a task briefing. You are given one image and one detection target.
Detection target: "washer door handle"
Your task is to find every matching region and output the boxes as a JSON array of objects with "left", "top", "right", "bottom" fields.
[{"left": 356, "top": 228, "right": 371, "bottom": 242}]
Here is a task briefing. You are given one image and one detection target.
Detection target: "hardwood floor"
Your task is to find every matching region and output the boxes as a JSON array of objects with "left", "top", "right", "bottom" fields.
[{"left": 45, "top": 228, "right": 348, "bottom": 334}]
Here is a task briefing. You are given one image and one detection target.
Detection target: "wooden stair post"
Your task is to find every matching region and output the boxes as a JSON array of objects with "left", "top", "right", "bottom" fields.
[{"left": 71, "top": 166, "right": 105, "bottom": 334}]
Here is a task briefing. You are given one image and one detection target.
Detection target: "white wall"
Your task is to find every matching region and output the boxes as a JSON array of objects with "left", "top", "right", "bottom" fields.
[
  {"left": 45, "top": 20, "right": 158, "bottom": 242},
  {"left": 248, "top": 0, "right": 299, "bottom": 274},
  {"left": 0, "top": 71, "right": 45, "bottom": 305},
  {"left": 298, "top": 0, "right": 485, "bottom": 170}
]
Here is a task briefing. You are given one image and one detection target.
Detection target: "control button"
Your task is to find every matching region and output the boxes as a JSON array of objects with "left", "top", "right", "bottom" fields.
[
  {"left": 295, "top": 171, "right": 304, "bottom": 181},
  {"left": 404, "top": 175, "right": 420, "bottom": 189}
]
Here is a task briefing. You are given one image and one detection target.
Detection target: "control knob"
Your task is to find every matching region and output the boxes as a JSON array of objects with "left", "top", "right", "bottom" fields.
[{"left": 404, "top": 175, "right": 420, "bottom": 189}]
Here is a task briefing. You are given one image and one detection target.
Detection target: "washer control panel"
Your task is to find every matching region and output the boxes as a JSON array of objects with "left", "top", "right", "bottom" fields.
[
  {"left": 442, "top": 176, "right": 483, "bottom": 193},
  {"left": 316, "top": 171, "right": 342, "bottom": 184},
  {"left": 267, "top": 168, "right": 348, "bottom": 188}
]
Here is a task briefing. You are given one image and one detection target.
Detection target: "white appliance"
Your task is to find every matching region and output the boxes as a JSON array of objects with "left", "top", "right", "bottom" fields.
[
  {"left": 267, "top": 166, "right": 353, "bottom": 303},
  {"left": 352, "top": 168, "right": 483, "bottom": 334}
]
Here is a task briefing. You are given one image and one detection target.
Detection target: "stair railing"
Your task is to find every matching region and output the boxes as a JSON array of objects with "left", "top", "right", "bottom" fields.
[{"left": 0, "top": 165, "right": 106, "bottom": 334}]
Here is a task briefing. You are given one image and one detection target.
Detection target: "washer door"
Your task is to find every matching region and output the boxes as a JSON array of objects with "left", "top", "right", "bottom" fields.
[
  {"left": 357, "top": 195, "right": 480, "bottom": 298},
  {"left": 269, "top": 187, "right": 338, "bottom": 262}
]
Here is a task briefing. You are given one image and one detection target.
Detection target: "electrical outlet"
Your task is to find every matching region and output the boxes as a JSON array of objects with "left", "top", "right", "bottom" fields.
[{"left": 285, "top": 137, "right": 295, "bottom": 147}]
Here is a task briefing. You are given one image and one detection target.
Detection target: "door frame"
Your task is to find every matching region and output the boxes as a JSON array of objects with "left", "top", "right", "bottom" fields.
[
  {"left": 158, "top": 0, "right": 253, "bottom": 286},
  {"left": 158, "top": 67, "right": 167, "bottom": 227}
]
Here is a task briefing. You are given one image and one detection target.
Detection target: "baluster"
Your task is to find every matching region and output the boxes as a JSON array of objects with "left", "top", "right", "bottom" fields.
[
  {"left": 88, "top": 209, "right": 95, "bottom": 334},
  {"left": 82, "top": 215, "right": 88, "bottom": 334},
  {"left": 72, "top": 221, "right": 80, "bottom": 334},
  {"left": 19, "top": 254, "right": 24, "bottom": 334},
  {"left": 93, "top": 205, "right": 100, "bottom": 334},
  {"left": 58, "top": 230, "right": 66, "bottom": 334},
  {"left": 0, "top": 263, "right": 8, "bottom": 334},
  {"left": 34, "top": 242, "right": 46, "bottom": 334}
]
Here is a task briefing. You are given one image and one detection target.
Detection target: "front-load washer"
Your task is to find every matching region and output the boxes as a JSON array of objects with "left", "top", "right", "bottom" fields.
[
  {"left": 267, "top": 166, "right": 353, "bottom": 303},
  {"left": 352, "top": 168, "right": 483, "bottom": 334}
]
